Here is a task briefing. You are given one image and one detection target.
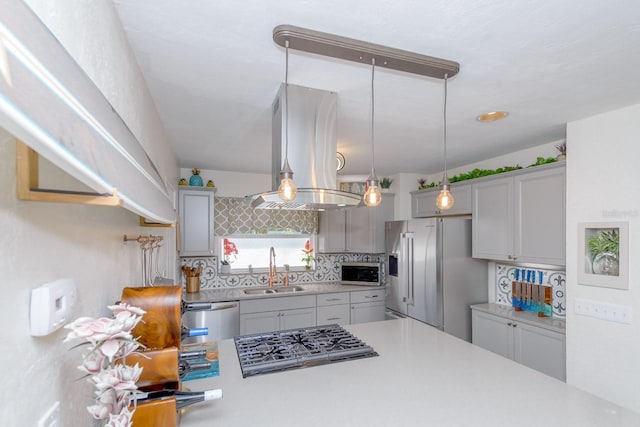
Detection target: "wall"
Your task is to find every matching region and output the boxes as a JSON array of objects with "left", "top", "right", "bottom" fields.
[
  {"left": 565, "top": 104, "right": 640, "bottom": 412},
  {"left": 0, "top": 1, "right": 177, "bottom": 425}
]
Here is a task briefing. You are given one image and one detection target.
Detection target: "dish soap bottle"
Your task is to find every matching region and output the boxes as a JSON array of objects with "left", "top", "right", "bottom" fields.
[{"left": 189, "top": 168, "right": 203, "bottom": 186}]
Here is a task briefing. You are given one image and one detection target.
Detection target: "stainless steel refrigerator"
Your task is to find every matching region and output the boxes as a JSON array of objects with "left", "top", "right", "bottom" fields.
[{"left": 385, "top": 217, "right": 488, "bottom": 342}]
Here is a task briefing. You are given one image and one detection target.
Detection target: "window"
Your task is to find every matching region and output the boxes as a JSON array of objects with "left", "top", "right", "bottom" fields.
[{"left": 219, "top": 234, "right": 316, "bottom": 272}]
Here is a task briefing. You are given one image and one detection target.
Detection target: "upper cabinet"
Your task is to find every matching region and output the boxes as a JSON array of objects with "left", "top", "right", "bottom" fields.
[
  {"left": 411, "top": 183, "right": 472, "bottom": 217},
  {"left": 179, "top": 187, "right": 216, "bottom": 256},
  {"left": 319, "top": 193, "right": 394, "bottom": 253},
  {"left": 472, "top": 163, "right": 565, "bottom": 265}
]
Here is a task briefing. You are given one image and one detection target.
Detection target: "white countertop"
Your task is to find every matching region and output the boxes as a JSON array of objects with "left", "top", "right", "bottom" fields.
[
  {"left": 182, "top": 282, "right": 378, "bottom": 303},
  {"left": 179, "top": 318, "right": 639, "bottom": 427}
]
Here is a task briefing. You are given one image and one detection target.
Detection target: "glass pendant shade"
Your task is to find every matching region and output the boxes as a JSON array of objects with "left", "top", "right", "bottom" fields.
[
  {"left": 363, "top": 176, "right": 382, "bottom": 207},
  {"left": 277, "top": 158, "right": 297, "bottom": 201},
  {"left": 436, "top": 181, "right": 454, "bottom": 210}
]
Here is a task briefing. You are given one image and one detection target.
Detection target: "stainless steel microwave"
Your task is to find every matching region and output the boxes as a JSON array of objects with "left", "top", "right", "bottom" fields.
[{"left": 340, "top": 262, "right": 382, "bottom": 286}]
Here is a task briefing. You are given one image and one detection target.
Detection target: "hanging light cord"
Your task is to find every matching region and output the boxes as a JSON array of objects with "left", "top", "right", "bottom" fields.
[
  {"left": 370, "top": 57, "right": 376, "bottom": 176},
  {"left": 284, "top": 40, "right": 290, "bottom": 166},
  {"left": 443, "top": 73, "right": 448, "bottom": 180}
]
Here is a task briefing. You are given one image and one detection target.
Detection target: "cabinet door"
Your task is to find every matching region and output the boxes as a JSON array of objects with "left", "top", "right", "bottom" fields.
[
  {"left": 472, "top": 177, "right": 513, "bottom": 261},
  {"left": 372, "top": 194, "right": 395, "bottom": 252},
  {"left": 350, "top": 301, "right": 385, "bottom": 324},
  {"left": 412, "top": 184, "right": 471, "bottom": 218},
  {"left": 179, "top": 189, "right": 215, "bottom": 256},
  {"left": 412, "top": 189, "right": 439, "bottom": 218},
  {"left": 317, "top": 304, "right": 350, "bottom": 325},
  {"left": 346, "top": 205, "right": 373, "bottom": 252},
  {"left": 514, "top": 322, "right": 566, "bottom": 381},
  {"left": 240, "top": 311, "right": 280, "bottom": 335},
  {"left": 471, "top": 310, "right": 514, "bottom": 360},
  {"left": 318, "top": 209, "right": 347, "bottom": 252},
  {"left": 280, "top": 307, "right": 317, "bottom": 330},
  {"left": 514, "top": 167, "right": 565, "bottom": 265}
]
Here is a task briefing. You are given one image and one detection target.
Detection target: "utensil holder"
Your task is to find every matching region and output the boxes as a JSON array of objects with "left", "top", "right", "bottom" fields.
[{"left": 186, "top": 276, "right": 200, "bottom": 293}]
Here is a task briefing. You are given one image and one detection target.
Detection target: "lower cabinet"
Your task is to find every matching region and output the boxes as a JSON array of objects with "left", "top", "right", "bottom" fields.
[
  {"left": 240, "top": 295, "right": 317, "bottom": 335},
  {"left": 350, "top": 289, "right": 386, "bottom": 324},
  {"left": 239, "top": 289, "right": 386, "bottom": 334},
  {"left": 317, "top": 292, "right": 350, "bottom": 325},
  {"left": 471, "top": 306, "right": 566, "bottom": 381}
]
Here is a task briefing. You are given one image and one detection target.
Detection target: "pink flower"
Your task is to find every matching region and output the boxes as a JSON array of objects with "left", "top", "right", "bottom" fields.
[
  {"left": 78, "top": 349, "right": 106, "bottom": 375},
  {"left": 105, "top": 407, "right": 134, "bottom": 427},
  {"left": 108, "top": 303, "right": 146, "bottom": 317}
]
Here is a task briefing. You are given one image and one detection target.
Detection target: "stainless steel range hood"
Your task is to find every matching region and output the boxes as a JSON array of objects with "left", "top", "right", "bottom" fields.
[{"left": 248, "top": 84, "right": 362, "bottom": 210}]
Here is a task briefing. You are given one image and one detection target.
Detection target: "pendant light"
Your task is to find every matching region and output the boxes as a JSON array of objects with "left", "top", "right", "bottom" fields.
[
  {"left": 363, "top": 58, "right": 382, "bottom": 207},
  {"left": 277, "top": 40, "right": 297, "bottom": 202},
  {"left": 436, "top": 74, "right": 454, "bottom": 211}
]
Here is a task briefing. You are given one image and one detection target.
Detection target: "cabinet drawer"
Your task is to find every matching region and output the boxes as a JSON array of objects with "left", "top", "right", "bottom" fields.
[
  {"left": 317, "top": 304, "right": 350, "bottom": 325},
  {"left": 240, "top": 295, "right": 316, "bottom": 314},
  {"left": 317, "top": 292, "right": 350, "bottom": 306},
  {"left": 350, "top": 288, "right": 384, "bottom": 303}
]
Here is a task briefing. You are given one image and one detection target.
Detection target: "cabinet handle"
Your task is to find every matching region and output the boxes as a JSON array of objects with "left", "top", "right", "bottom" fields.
[
  {"left": 365, "top": 295, "right": 379, "bottom": 299},
  {"left": 512, "top": 323, "right": 517, "bottom": 327},
  {"left": 507, "top": 322, "right": 512, "bottom": 326},
  {"left": 326, "top": 298, "right": 341, "bottom": 301},
  {"left": 327, "top": 317, "right": 340, "bottom": 321}
]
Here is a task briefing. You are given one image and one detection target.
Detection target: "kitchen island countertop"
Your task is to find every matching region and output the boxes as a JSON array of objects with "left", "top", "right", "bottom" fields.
[{"left": 179, "top": 318, "right": 640, "bottom": 426}]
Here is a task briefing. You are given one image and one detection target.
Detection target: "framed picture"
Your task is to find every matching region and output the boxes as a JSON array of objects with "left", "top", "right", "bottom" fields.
[
  {"left": 339, "top": 181, "right": 365, "bottom": 195},
  {"left": 577, "top": 221, "right": 629, "bottom": 289}
]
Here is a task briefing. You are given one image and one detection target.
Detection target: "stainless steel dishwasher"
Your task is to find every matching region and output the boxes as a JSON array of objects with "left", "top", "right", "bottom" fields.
[{"left": 182, "top": 301, "right": 240, "bottom": 344}]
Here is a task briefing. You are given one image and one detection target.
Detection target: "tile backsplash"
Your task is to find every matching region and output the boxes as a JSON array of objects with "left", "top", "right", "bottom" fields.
[
  {"left": 495, "top": 263, "right": 566, "bottom": 317},
  {"left": 180, "top": 253, "right": 385, "bottom": 290}
]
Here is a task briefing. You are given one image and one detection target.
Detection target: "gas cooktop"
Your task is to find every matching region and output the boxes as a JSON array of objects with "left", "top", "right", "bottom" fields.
[{"left": 234, "top": 324, "right": 378, "bottom": 378}]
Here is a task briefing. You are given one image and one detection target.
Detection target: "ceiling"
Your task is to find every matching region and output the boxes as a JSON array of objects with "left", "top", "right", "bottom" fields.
[{"left": 112, "top": 0, "right": 640, "bottom": 178}]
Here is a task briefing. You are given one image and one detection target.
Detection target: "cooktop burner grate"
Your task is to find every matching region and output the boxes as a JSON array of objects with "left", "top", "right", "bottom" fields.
[{"left": 234, "top": 324, "right": 378, "bottom": 377}]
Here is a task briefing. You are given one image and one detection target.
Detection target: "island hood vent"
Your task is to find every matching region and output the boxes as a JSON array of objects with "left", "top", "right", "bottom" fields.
[{"left": 248, "top": 84, "right": 362, "bottom": 210}]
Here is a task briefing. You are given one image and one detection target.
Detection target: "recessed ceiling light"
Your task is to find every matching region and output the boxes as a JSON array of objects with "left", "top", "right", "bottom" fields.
[{"left": 477, "top": 111, "right": 508, "bottom": 122}]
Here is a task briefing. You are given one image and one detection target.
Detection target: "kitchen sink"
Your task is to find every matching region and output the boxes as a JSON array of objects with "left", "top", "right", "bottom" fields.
[
  {"left": 273, "top": 286, "right": 305, "bottom": 293},
  {"left": 243, "top": 288, "right": 276, "bottom": 295}
]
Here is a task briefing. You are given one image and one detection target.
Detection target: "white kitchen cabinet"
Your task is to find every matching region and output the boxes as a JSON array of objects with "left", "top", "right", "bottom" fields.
[
  {"left": 319, "top": 193, "right": 394, "bottom": 253},
  {"left": 178, "top": 187, "right": 216, "bottom": 256},
  {"left": 472, "top": 163, "right": 565, "bottom": 265},
  {"left": 471, "top": 305, "right": 566, "bottom": 381},
  {"left": 411, "top": 183, "right": 472, "bottom": 218},
  {"left": 350, "top": 289, "right": 385, "bottom": 324},
  {"left": 239, "top": 295, "right": 317, "bottom": 335},
  {"left": 317, "top": 292, "right": 350, "bottom": 325}
]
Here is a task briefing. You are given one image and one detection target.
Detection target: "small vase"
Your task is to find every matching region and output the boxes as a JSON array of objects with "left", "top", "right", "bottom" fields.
[
  {"left": 305, "top": 265, "right": 311, "bottom": 271},
  {"left": 189, "top": 174, "right": 203, "bottom": 186},
  {"left": 556, "top": 154, "right": 566, "bottom": 161},
  {"left": 220, "top": 264, "right": 230, "bottom": 274}
]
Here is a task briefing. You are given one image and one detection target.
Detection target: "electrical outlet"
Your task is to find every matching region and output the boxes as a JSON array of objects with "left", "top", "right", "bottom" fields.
[
  {"left": 37, "top": 401, "right": 60, "bottom": 427},
  {"left": 575, "top": 298, "right": 633, "bottom": 324}
]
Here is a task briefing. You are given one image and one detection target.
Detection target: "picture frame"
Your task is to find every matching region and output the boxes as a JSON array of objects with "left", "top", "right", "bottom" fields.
[
  {"left": 339, "top": 181, "right": 365, "bottom": 195},
  {"left": 577, "top": 221, "right": 629, "bottom": 289}
]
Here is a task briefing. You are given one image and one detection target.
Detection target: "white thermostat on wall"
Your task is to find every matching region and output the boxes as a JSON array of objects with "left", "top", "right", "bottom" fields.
[{"left": 30, "top": 278, "right": 77, "bottom": 336}]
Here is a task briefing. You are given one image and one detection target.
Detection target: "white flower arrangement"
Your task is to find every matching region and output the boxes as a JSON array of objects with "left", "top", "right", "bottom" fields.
[{"left": 64, "top": 303, "right": 146, "bottom": 427}]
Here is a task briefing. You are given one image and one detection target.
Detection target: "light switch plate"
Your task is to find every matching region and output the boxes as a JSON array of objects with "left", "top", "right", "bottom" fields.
[
  {"left": 30, "top": 278, "right": 77, "bottom": 336},
  {"left": 575, "top": 298, "right": 633, "bottom": 324}
]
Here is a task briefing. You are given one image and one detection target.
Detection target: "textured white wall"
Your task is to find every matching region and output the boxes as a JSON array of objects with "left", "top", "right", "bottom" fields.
[
  {"left": 0, "top": 1, "right": 178, "bottom": 425},
  {"left": 565, "top": 104, "right": 640, "bottom": 412}
]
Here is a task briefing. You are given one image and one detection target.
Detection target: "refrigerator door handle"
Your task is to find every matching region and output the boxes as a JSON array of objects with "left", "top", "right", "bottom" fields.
[{"left": 407, "top": 234, "right": 415, "bottom": 305}]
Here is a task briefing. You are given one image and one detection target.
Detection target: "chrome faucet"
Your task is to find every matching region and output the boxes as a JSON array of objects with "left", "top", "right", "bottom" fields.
[{"left": 268, "top": 246, "right": 280, "bottom": 287}]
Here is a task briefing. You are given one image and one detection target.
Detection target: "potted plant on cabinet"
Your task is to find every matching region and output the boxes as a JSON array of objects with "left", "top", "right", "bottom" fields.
[{"left": 380, "top": 177, "right": 393, "bottom": 192}]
